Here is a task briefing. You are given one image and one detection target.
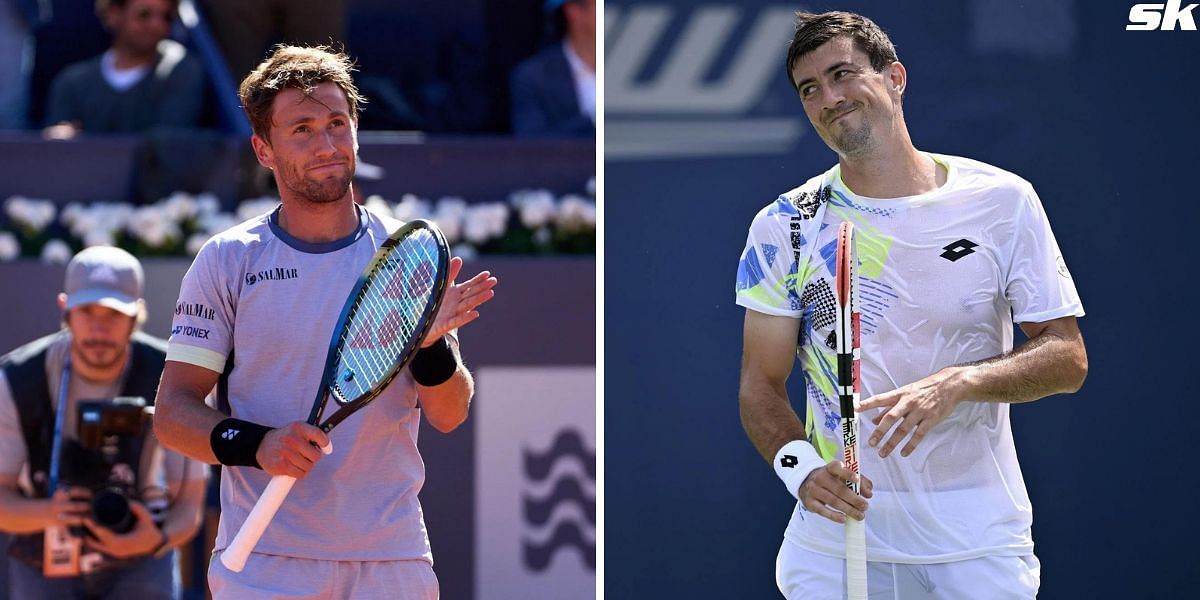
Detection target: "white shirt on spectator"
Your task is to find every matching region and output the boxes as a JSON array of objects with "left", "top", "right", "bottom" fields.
[
  {"left": 100, "top": 49, "right": 150, "bottom": 92},
  {"left": 562, "top": 40, "right": 595, "bottom": 123}
]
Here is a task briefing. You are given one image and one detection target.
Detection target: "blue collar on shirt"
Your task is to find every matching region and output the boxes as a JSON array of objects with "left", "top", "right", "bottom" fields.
[{"left": 268, "top": 204, "right": 369, "bottom": 254}]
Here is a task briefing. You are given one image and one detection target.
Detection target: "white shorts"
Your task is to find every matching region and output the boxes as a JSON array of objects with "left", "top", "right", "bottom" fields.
[
  {"left": 208, "top": 551, "right": 439, "bottom": 600},
  {"left": 776, "top": 538, "right": 1040, "bottom": 600}
]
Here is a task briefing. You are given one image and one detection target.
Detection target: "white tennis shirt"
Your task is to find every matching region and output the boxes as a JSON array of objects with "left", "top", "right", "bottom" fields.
[
  {"left": 167, "top": 205, "right": 433, "bottom": 563},
  {"left": 736, "top": 154, "right": 1084, "bottom": 563}
]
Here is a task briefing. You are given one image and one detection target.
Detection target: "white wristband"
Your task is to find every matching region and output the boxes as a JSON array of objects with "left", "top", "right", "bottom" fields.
[{"left": 774, "top": 440, "right": 826, "bottom": 500}]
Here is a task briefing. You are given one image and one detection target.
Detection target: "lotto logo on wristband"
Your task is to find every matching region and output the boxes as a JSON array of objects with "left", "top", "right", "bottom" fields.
[{"left": 780, "top": 455, "right": 799, "bottom": 468}]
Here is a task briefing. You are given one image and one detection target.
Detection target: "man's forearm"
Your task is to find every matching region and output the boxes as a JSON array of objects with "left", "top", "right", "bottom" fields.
[
  {"left": 950, "top": 329, "right": 1088, "bottom": 404},
  {"left": 418, "top": 366, "right": 472, "bottom": 433},
  {"left": 0, "top": 488, "right": 50, "bottom": 534},
  {"left": 159, "top": 487, "right": 204, "bottom": 551},
  {"left": 739, "top": 378, "right": 808, "bottom": 464},
  {"left": 154, "top": 390, "right": 227, "bottom": 465}
]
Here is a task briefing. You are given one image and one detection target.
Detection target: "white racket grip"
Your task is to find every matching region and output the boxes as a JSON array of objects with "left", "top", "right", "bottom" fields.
[
  {"left": 845, "top": 518, "right": 868, "bottom": 600},
  {"left": 221, "top": 475, "right": 297, "bottom": 572}
]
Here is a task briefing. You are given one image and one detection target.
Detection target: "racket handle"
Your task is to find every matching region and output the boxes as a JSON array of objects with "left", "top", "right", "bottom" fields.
[
  {"left": 845, "top": 518, "right": 868, "bottom": 600},
  {"left": 220, "top": 475, "right": 297, "bottom": 572}
]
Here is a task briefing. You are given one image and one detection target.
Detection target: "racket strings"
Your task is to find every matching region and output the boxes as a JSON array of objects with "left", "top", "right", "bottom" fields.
[{"left": 333, "top": 231, "right": 441, "bottom": 400}]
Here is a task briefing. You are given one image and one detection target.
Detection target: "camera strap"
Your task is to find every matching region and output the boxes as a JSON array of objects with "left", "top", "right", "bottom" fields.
[{"left": 47, "top": 354, "right": 70, "bottom": 496}]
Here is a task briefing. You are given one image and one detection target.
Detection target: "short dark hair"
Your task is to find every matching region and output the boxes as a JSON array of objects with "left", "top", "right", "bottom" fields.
[
  {"left": 785, "top": 11, "right": 899, "bottom": 91},
  {"left": 238, "top": 45, "right": 366, "bottom": 140}
]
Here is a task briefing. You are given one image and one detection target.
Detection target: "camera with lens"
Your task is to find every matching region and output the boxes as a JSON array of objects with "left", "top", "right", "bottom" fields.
[{"left": 60, "top": 397, "right": 156, "bottom": 535}]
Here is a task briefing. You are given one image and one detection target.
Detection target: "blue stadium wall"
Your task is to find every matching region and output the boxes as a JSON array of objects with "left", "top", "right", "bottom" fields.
[{"left": 606, "top": 1, "right": 1200, "bottom": 598}]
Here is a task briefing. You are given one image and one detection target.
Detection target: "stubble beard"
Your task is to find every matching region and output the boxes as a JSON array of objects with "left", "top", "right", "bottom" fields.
[
  {"left": 830, "top": 118, "right": 874, "bottom": 160},
  {"left": 282, "top": 163, "right": 355, "bottom": 205},
  {"left": 73, "top": 341, "right": 127, "bottom": 372}
]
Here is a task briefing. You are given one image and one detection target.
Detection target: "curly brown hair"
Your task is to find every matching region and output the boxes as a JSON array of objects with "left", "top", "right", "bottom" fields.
[
  {"left": 785, "top": 11, "right": 898, "bottom": 92},
  {"left": 238, "top": 45, "right": 366, "bottom": 141}
]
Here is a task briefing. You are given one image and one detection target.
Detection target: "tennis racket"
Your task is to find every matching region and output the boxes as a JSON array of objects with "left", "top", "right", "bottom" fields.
[
  {"left": 221, "top": 218, "right": 450, "bottom": 572},
  {"left": 835, "top": 221, "right": 867, "bottom": 600}
]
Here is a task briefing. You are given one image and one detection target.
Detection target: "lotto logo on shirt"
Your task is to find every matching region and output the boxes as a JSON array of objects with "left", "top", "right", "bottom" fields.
[{"left": 244, "top": 267, "right": 299, "bottom": 286}]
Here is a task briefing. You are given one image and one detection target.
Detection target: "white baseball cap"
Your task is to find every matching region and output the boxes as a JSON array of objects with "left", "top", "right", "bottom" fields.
[{"left": 63, "top": 246, "right": 144, "bottom": 317}]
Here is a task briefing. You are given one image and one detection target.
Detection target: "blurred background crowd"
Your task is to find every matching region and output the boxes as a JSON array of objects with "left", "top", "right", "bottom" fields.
[
  {"left": 0, "top": 0, "right": 597, "bottom": 261},
  {"left": 6, "top": 0, "right": 597, "bottom": 136}
]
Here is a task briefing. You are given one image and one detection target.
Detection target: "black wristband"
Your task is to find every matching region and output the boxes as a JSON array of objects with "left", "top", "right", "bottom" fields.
[
  {"left": 410, "top": 336, "right": 459, "bottom": 387},
  {"left": 210, "top": 418, "right": 272, "bottom": 468}
]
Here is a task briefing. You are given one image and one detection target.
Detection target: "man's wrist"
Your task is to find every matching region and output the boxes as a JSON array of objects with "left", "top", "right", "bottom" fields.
[
  {"left": 773, "top": 440, "right": 825, "bottom": 501},
  {"left": 943, "top": 365, "right": 976, "bottom": 404},
  {"left": 410, "top": 336, "right": 459, "bottom": 387},
  {"left": 210, "top": 418, "right": 272, "bottom": 468}
]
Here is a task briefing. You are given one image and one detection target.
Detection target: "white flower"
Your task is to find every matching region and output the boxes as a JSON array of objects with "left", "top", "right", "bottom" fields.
[
  {"left": 435, "top": 197, "right": 468, "bottom": 221},
  {"left": 128, "top": 205, "right": 180, "bottom": 247},
  {"left": 432, "top": 214, "right": 462, "bottom": 245},
  {"left": 186, "top": 233, "right": 210, "bottom": 255},
  {"left": 61, "top": 203, "right": 83, "bottom": 228},
  {"left": 509, "top": 189, "right": 556, "bottom": 228},
  {"left": 40, "top": 239, "right": 72, "bottom": 263},
  {"left": 0, "top": 232, "right": 19, "bottom": 260},
  {"left": 194, "top": 193, "right": 221, "bottom": 216},
  {"left": 586, "top": 176, "right": 596, "bottom": 197},
  {"left": 5, "top": 196, "right": 57, "bottom": 232},
  {"left": 483, "top": 203, "right": 510, "bottom": 237},
  {"left": 199, "top": 212, "right": 238, "bottom": 235},
  {"left": 449, "top": 243, "right": 478, "bottom": 261},
  {"left": 432, "top": 197, "right": 468, "bottom": 244},
  {"left": 393, "top": 194, "right": 431, "bottom": 222},
  {"left": 72, "top": 202, "right": 133, "bottom": 240},
  {"left": 236, "top": 196, "right": 280, "bottom": 221},
  {"left": 162, "top": 192, "right": 198, "bottom": 222},
  {"left": 463, "top": 202, "right": 510, "bottom": 245},
  {"left": 363, "top": 195, "right": 392, "bottom": 218},
  {"left": 82, "top": 229, "right": 115, "bottom": 248},
  {"left": 556, "top": 194, "right": 597, "bottom": 232},
  {"left": 463, "top": 206, "right": 493, "bottom": 245}
]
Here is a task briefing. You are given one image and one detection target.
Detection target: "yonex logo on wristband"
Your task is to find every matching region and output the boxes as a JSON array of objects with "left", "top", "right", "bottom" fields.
[
  {"left": 780, "top": 455, "right": 799, "bottom": 468},
  {"left": 939, "top": 239, "right": 978, "bottom": 262},
  {"left": 221, "top": 428, "right": 239, "bottom": 440}
]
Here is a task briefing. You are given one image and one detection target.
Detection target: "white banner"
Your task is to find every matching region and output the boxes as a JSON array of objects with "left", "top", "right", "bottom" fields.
[{"left": 475, "top": 367, "right": 596, "bottom": 600}]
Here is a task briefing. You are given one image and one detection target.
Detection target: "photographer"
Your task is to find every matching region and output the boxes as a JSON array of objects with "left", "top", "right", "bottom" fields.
[{"left": 0, "top": 247, "right": 206, "bottom": 599}]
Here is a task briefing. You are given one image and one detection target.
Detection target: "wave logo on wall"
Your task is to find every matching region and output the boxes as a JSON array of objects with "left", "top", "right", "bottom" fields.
[
  {"left": 521, "top": 428, "right": 596, "bottom": 572},
  {"left": 606, "top": 3, "right": 806, "bottom": 160}
]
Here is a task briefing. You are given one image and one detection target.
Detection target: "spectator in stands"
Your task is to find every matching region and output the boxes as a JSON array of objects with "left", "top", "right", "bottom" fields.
[
  {"left": 43, "top": 0, "right": 206, "bottom": 139},
  {"left": 510, "top": 0, "right": 595, "bottom": 138},
  {"left": 201, "top": 0, "right": 345, "bottom": 84},
  {"left": 0, "top": 0, "right": 50, "bottom": 129}
]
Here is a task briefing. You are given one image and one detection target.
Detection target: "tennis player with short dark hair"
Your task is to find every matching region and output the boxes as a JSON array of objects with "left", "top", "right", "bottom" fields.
[
  {"left": 736, "top": 11, "right": 1087, "bottom": 598},
  {"left": 152, "top": 46, "right": 497, "bottom": 598}
]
